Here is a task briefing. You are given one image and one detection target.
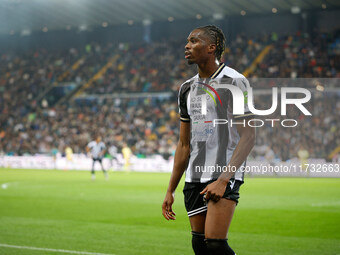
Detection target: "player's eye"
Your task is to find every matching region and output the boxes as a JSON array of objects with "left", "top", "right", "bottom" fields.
[{"left": 187, "top": 37, "right": 197, "bottom": 43}]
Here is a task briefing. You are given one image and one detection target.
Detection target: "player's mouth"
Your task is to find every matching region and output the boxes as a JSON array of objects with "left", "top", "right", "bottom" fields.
[{"left": 185, "top": 51, "right": 192, "bottom": 59}]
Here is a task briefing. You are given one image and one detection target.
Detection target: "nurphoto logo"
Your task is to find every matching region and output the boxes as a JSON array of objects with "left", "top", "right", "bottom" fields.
[{"left": 191, "top": 78, "right": 312, "bottom": 129}]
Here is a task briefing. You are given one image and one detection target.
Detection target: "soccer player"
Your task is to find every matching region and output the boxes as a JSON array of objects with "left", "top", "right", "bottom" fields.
[
  {"left": 265, "top": 146, "right": 278, "bottom": 176},
  {"left": 51, "top": 146, "right": 59, "bottom": 169},
  {"left": 298, "top": 145, "right": 309, "bottom": 174},
  {"left": 162, "top": 25, "right": 255, "bottom": 255},
  {"left": 65, "top": 145, "right": 73, "bottom": 170},
  {"left": 86, "top": 136, "right": 108, "bottom": 180},
  {"left": 108, "top": 142, "right": 119, "bottom": 171},
  {"left": 122, "top": 143, "right": 132, "bottom": 171}
]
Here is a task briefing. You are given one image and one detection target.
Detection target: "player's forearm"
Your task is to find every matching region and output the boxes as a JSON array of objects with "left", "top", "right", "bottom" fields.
[
  {"left": 218, "top": 130, "right": 255, "bottom": 184},
  {"left": 167, "top": 141, "right": 190, "bottom": 193}
]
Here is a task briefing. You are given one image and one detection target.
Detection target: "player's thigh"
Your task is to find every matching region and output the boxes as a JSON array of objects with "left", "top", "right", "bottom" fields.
[
  {"left": 183, "top": 182, "right": 208, "bottom": 233},
  {"left": 205, "top": 199, "right": 236, "bottom": 239},
  {"left": 189, "top": 211, "right": 206, "bottom": 233}
]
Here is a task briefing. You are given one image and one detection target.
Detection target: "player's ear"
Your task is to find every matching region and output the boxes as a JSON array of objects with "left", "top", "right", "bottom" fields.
[{"left": 207, "top": 43, "right": 216, "bottom": 55}]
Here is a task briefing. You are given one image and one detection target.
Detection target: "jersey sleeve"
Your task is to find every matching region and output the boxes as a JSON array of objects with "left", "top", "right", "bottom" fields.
[
  {"left": 178, "top": 83, "right": 190, "bottom": 122},
  {"left": 87, "top": 141, "right": 94, "bottom": 148},
  {"left": 232, "top": 77, "right": 255, "bottom": 119}
]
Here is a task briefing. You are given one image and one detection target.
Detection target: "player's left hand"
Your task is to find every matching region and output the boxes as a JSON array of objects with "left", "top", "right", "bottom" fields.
[{"left": 200, "top": 179, "right": 228, "bottom": 203}]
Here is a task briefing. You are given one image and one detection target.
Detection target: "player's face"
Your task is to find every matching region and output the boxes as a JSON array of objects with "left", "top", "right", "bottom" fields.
[{"left": 185, "top": 29, "right": 213, "bottom": 65}]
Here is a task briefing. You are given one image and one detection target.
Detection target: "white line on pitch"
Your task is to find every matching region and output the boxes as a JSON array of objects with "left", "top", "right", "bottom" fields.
[{"left": 0, "top": 244, "right": 116, "bottom": 255}]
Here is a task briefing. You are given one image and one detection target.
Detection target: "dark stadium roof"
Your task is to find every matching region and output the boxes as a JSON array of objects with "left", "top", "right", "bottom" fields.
[{"left": 1, "top": 0, "right": 339, "bottom": 35}]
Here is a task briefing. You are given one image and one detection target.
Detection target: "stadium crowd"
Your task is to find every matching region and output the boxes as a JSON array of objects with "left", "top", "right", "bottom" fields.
[
  {"left": 253, "top": 93, "right": 340, "bottom": 161},
  {"left": 250, "top": 30, "right": 340, "bottom": 79},
  {"left": 0, "top": 47, "right": 81, "bottom": 118},
  {"left": 1, "top": 29, "right": 339, "bottom": 162},
  {"left": 0, "top": 97, "right": 179, "bottom": 159},
  {"left": 82, "top": 33, "right": 266, "bottom": 95}
]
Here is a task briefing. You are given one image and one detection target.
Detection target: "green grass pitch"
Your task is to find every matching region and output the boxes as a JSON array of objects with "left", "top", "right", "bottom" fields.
[{"left": 0, "top": 168, "right": 339, "bottom": 255}]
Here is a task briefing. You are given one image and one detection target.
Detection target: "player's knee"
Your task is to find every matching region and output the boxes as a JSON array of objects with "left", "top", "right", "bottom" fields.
[
  {"left": 191, "top": 231, "right": 207, "bottom": 255},
  {"left": 205, "top": 238, "right": 235, "bottom": 255}
]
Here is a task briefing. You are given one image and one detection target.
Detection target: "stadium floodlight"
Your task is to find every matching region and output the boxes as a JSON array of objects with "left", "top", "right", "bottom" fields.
[
  {"left": 143, "top": 18, "right": 151, "bottom": 26},
  {"left": 21, "top": 29, "right": 31, "bottom": 36},
  {"left": 291, "top": 6, "right": 301, "bottom": 14},
  {"left": 213, "top": 13, "right": 224, "bottom": 20},
  {"left": 79, "top": 24, "right": 87, "bottom": 31}
]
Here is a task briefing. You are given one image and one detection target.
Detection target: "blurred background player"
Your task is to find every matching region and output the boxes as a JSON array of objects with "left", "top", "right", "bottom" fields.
[
  {"left": 122, "top": 143, "right": 132, "bottom": 171},
  {"left": 298, "top": 145, "right": 310, "bottom": 175},
  {"left": 86, "top": 136, "right": 108, "bottom": 180},
  {"left": 51, "top": 146, "right": 59, "bottom": 169},
  {"left": 64, "top": 145, "right": 73, "bottom": 170},
  {"left": 108, "top": 142, "right": 119, "bottom": 171},
  {"left": 265, "top": 145, "right": 278, "bottom": 176}
]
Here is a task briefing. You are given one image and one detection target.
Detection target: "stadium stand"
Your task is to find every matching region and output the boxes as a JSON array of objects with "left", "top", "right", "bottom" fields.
[
  {"left": 1, "top": 29, "right": 339, "bottom": 162},
  {"left": 249, "top": 30, "right": 340, "bottom": 79}
]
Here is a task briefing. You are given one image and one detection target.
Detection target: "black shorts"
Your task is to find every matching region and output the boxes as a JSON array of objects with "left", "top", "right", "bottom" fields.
[
  {"left": 92, "top": 158, "right": 103, "bottom": 162},
  {"left": 183, "top": 179, "right": 243, "bottom": 217}
]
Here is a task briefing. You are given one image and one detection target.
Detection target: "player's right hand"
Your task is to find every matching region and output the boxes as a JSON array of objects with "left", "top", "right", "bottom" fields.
[{"left": 162, "top": 191, "right": 176, "bottom": 221}]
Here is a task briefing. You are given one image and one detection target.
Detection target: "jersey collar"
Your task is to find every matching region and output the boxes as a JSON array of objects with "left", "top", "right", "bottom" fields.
[{"left": 210, "top": 63, "right": 225, "bottom": 79}]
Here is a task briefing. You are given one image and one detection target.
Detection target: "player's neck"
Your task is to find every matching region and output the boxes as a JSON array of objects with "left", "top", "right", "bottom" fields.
[{"left": 197, "top": 59, "right": 220, "bottom": 78}]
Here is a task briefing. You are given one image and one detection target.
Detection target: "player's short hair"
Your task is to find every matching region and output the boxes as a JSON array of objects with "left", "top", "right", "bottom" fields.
[{"left": 197, "top": 25, "right": 226, "bottom": 61}]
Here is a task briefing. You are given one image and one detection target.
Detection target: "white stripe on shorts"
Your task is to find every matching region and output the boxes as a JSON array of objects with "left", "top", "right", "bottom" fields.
[{"left": 187, "top": 206, "right": 207, "bottom": 217}]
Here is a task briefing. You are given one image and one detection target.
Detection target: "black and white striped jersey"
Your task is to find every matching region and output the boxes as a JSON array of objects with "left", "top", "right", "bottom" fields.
[
  {"left": 87, "top": 141, "right": 106, "bottom": 159},
  {"left": 178, "top": 63, "right": 254, "bottom": 183}
]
